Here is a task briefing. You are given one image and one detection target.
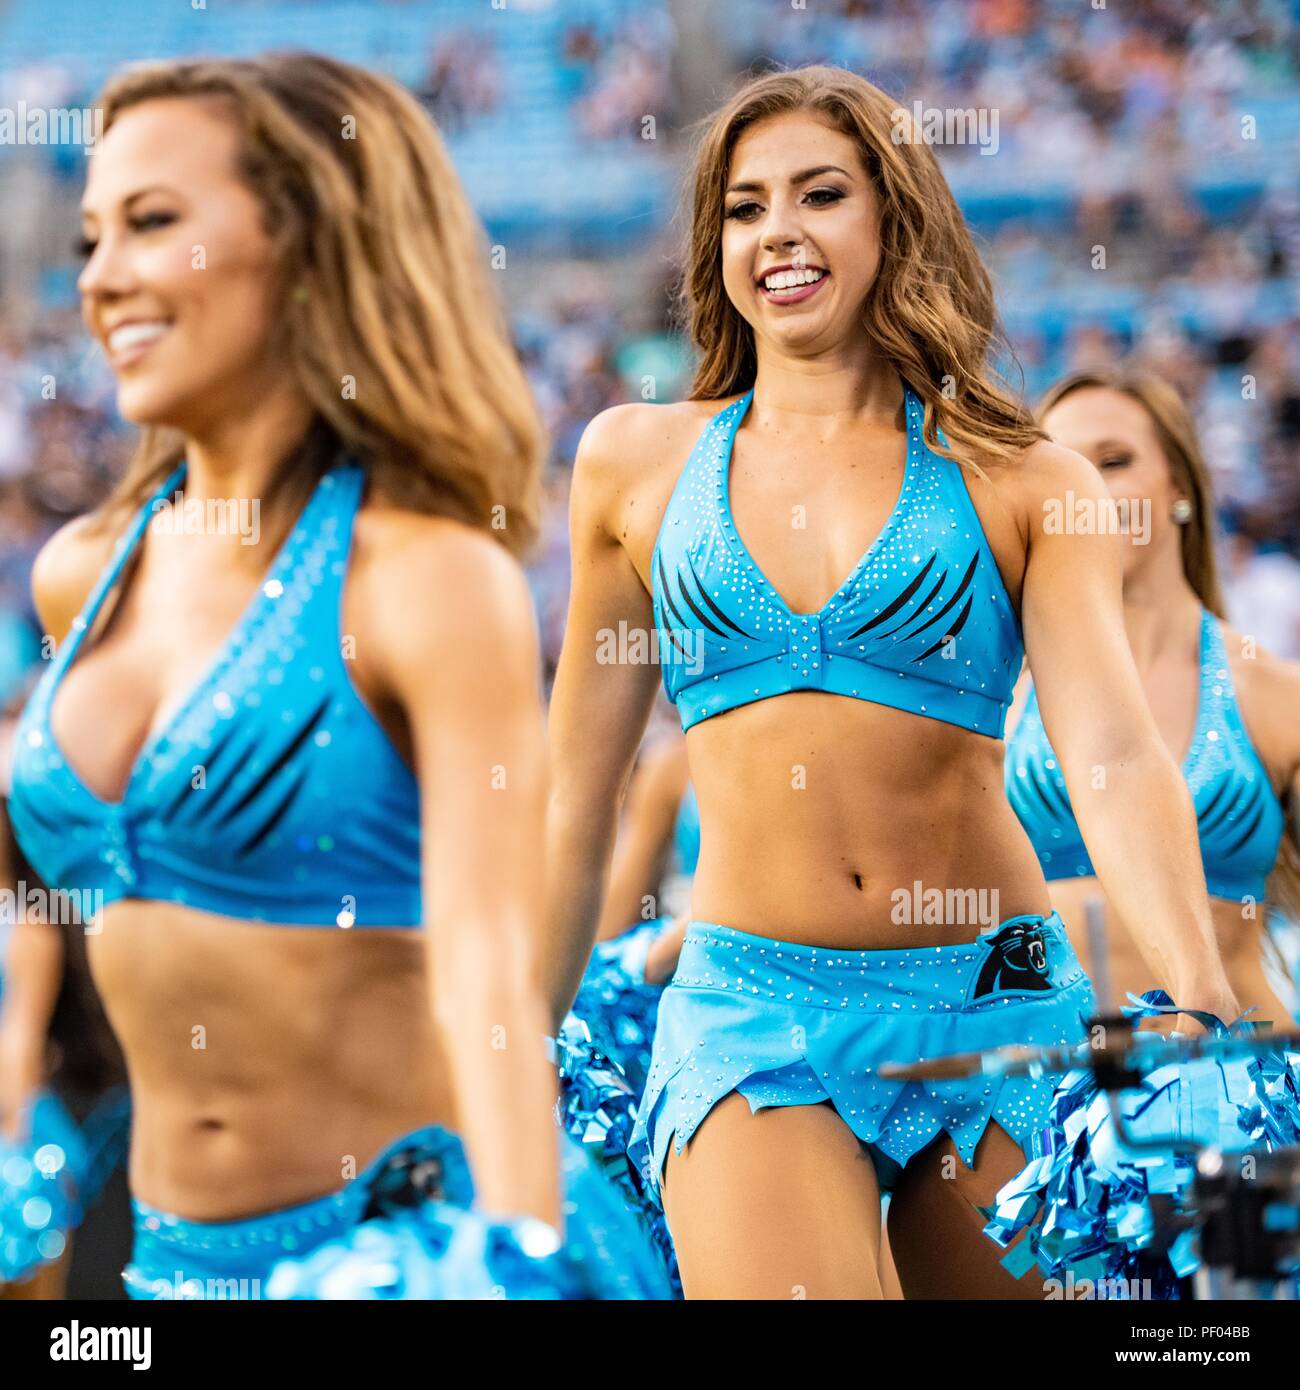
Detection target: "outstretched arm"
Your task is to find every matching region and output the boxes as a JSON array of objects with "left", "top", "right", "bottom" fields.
[{"left": 1017, "top": 442, "right": 1237, "bottom": 1022}]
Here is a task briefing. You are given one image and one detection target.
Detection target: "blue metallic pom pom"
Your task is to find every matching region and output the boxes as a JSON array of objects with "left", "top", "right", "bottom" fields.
[
  {"left": 0, "top": 1091, "right": 87, "bottom": 1285},
  {"left": 76, "top": 1086, "right": 132, "bottom": 1210},
  {"left": 264, "top": 1204, "right": 582, "bottom": 1300},
  {"left": 264, "top": 1119, "right": 678, "bottom": 1299},
  {"left": 982, "top": 992, "right": 1300, "bottom": 1298},
  {"left": 556, "top": 1122, "right": 679, "bottom": 1298},
  {"left": 569, "top": 917, "right": 670, "bottom": 1096},
  {"left": 553, "top": 1015, "right": 680, "bottom": 1296}
]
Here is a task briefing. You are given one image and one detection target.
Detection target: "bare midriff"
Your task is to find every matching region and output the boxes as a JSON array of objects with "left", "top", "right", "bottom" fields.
[
  {"left": 685, "top": 690, "right": 1051, "bottom": 951},
  {"left": 87, "top": 901, "right": 454, "bottom": 1221}
]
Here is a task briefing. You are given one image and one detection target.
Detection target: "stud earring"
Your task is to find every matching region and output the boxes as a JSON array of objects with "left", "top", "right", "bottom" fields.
[{"left": 1170, "top": 498, "right": 1193, "bottom": 524}]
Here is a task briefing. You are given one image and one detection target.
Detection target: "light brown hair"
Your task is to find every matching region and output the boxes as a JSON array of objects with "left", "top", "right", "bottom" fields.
[
  {"left": 680, "top": 65, "right": 1043, "bottom": 472},
  {"left": 90, "top": 51, "right": 543, "bottom": 554},
  {"left": 1036, "top": 368, "right": 1225, "bottom": 616}
]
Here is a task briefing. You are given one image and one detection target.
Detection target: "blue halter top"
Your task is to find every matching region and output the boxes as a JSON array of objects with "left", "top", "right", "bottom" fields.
[
  {"left": 7, "top": 460, "right": 422, "bottom": 927},
  {"left": 650, "top": 386, "right": 1023, "bottom": 735},
  {"left": 1005, "top": 609, "right": 1284, "bottom": 904}
]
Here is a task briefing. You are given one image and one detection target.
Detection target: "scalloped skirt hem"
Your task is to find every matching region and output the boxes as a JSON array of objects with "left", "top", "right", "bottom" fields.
[{"left": 628, "top": 915, "right": 1095, "bottom": 1200}]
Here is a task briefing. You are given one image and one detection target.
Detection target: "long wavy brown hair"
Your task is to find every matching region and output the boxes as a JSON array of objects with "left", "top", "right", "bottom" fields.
[
  {"left": 1038, "top": 367, "right": 1299, "bottom": 923},
  {"left": 681, "top": 65, "right": 1042, "bottom": 471},
  {"left": 89, "top": 52, "right": 543, "bottom": 555}
]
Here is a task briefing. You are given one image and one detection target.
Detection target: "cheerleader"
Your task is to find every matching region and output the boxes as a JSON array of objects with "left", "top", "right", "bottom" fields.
[
  {"left": 3, "top": 52, "right": 647, "bottom": 1300},
  {"left": 987, "top": 368, "right": 1300, "bottom": 1295},
  {"left": 543, "top": 66, "right": 1238, "bottom": 1299},
  {"left": 1007, "top": 368, "right": 1299, "bottom": 1027}
]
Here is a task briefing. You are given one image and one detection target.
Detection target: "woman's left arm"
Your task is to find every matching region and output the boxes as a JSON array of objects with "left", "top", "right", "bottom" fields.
[
  {"left": 1015, "top": 442, "right": 1237, "bottom": 1021},
  {"left": 367, "top": 512, "right": 559, "bottom": 1227}
]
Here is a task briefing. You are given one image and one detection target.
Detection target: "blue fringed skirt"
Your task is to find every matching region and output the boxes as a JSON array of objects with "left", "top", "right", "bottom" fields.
[{"left": 630, "top": 912, "right": 1095, "bottom": 1198}]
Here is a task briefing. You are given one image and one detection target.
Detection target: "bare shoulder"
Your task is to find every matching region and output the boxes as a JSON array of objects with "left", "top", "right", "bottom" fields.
[
  {"left": 577, "top": 398, "right": 730, "bottom": 469},
  {"left": 29, "top": 513, "right": 122, "bottom": 643},
  {"left": 352, "top": 501, "right": 535, "bottom": 642},
  {"left": 951, "top": 435, "right": 1096, "bottom": 556},
  {"left": 1002, "top": 437, "right": 1103, "bottom": 512},
  {"left": 572, "top": 397, "right": 740, "bottom": 517}
]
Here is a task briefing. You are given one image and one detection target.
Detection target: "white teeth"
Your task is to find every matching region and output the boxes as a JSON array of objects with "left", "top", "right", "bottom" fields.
[
  {"left": 763, "top": 267, "right": 825, "bottom": 293},
  {"left": 107, "top": 321, "right": 169, "bottom": 354}
]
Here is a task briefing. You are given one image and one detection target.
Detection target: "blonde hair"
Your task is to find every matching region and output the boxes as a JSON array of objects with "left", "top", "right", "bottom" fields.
[
  {"left": 1038, "top": 368, "right": 1300, "bottom": 922},
  {"left": 1036, "top": 368, "right": 1225, "bottom": 616},
  {"left": 91, "top": 51, "right": 543, "bottom": 555},
  {"left": 680, "top": 65, "right": 1043, "bottom": 471}
]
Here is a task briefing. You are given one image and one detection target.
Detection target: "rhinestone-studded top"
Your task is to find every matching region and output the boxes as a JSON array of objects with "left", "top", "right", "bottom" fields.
[
  {"left": 1005, "top": 609, "right": 1284, "bottom": 903},
  {"left": 8, "top": 461, "right": 422, "bottom": 927},
  {"left": 651, "top": 385, "right": 1023, "bottom": 735}
]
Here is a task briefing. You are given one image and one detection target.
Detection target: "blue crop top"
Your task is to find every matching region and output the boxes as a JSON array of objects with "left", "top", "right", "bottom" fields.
[
  {"left": 7, "top": 460, "right": 422, "bottom": 927},
  {"left": 1005, "top": 609, "right": 1284, "bottom": 904},
  {"left": 651, "top": 386, "right": 1023, "bottom": 734}
]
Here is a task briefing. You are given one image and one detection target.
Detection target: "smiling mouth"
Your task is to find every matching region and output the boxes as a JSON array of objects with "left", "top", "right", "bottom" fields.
[
  {"left": 758, "top": 266, "right": 829, "bottom": 304},
  {"left": 105, "top": 320, "right": 170, "bottom": 364}
]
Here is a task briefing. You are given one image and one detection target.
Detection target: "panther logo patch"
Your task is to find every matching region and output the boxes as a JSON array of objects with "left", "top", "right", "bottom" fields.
[{"left": 969, "top": 919, "right": 1053, "bottom": 1003}]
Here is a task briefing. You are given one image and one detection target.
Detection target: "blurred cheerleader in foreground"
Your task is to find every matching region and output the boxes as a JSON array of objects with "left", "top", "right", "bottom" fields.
[
  {"left": 4, "top": 51, "right": 666, "bottom": 1299},
  {"left": 991, "top": 369, "right": 1300, "bottom": 1293}
]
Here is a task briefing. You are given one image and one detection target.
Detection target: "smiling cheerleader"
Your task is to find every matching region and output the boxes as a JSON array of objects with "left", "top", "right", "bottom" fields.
[{"left": 543, "top": 66, "right": 1238, "bottom": 1300}]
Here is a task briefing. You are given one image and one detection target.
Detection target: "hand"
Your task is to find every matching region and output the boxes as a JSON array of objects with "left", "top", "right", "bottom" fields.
[
  {"left": 0, "top": 1021, "right": 45, "bottom": 1142},
  {"left": 1171, "top": 978, "right": 1241, "bottom": 1035}
]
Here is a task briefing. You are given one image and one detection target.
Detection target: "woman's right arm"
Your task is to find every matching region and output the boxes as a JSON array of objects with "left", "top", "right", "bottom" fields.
[{"left": 541, "top": 406, "right": 667, "bottom": 1028}]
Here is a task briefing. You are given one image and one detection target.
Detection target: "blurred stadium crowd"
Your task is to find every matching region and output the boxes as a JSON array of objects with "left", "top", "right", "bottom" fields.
[{"left": 0, "top": 0, "right": 1296, "bottom": 714}]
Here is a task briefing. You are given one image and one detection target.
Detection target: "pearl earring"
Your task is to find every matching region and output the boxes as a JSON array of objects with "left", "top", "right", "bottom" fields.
[{"left": 1171, "top": 498, "right": 1193, "bottom": 524}]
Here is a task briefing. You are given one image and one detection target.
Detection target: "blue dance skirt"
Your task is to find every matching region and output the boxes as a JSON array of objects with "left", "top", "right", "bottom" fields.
[
  {"left": 630, "top": 912, "right": 1095, "bottom": 1197},
  {"left": 125, "top": 1121, "right": 675, "bottom": 1300}
]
